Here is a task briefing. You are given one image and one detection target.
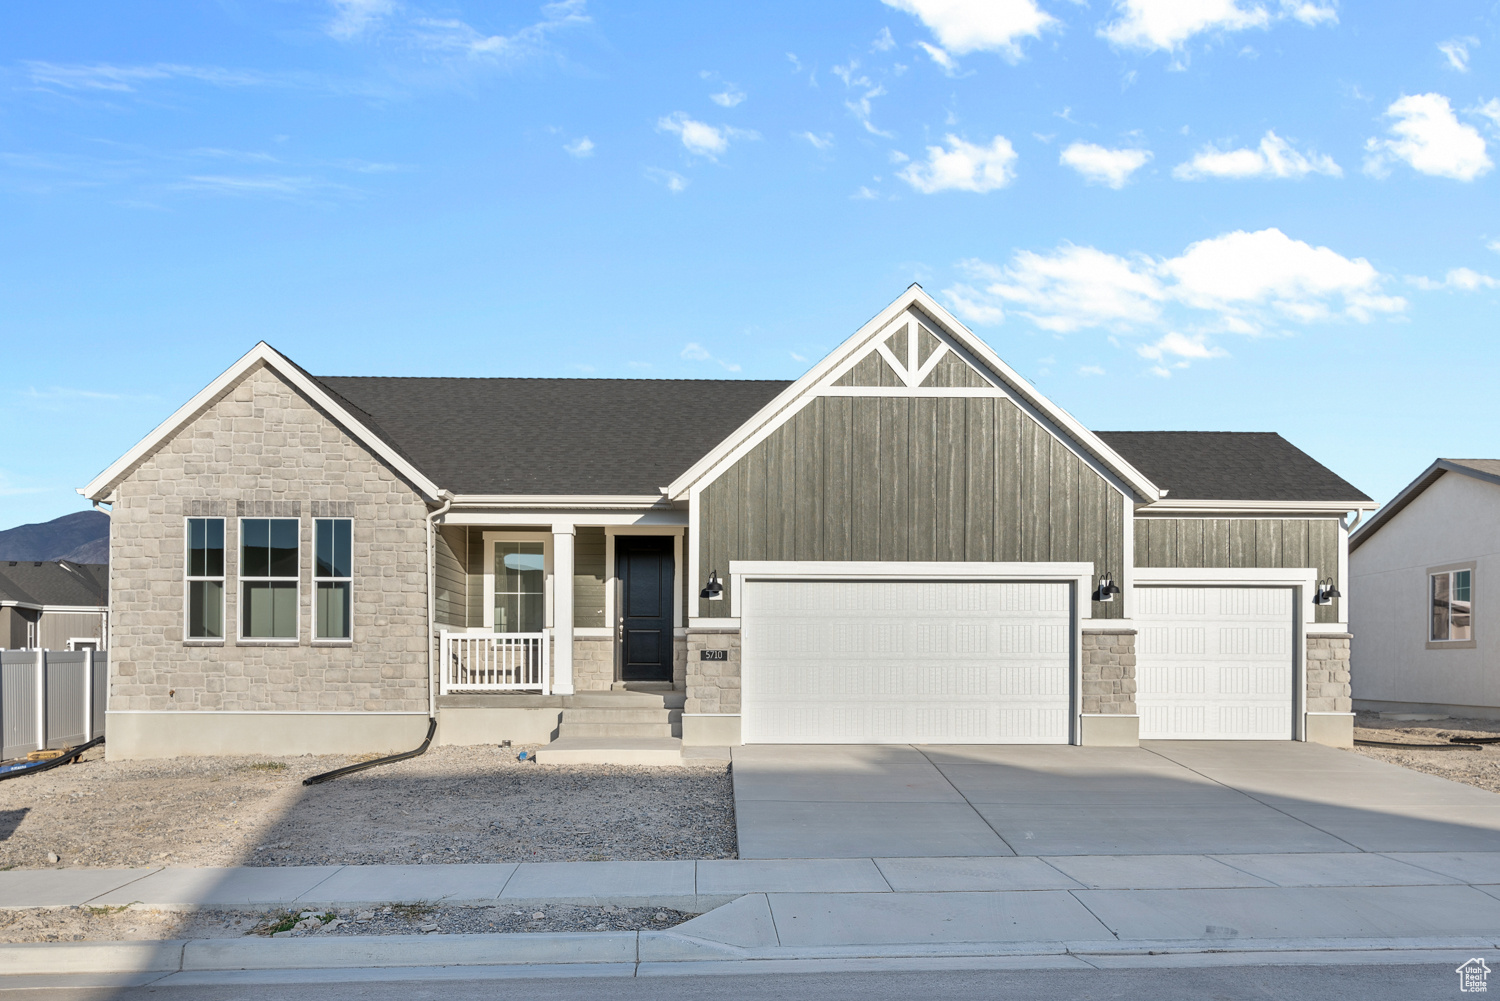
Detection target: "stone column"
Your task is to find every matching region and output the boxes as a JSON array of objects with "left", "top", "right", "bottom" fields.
[{"left": 551, "top": 524, "right": 575, "bottom": 695}]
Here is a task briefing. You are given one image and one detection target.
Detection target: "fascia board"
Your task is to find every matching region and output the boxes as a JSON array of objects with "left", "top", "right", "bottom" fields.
[
  {"left": 904, "top": 287, "right": 1162, "bottom": 504},
  {"left": 1348, "top": 460, "right": 1455, "bottom": 552},
  {"left": 663, "top": 288, "right": 928, "bottom": 500},
  {"left": 1140, "top": 499, "right": 1378, "bottom": 515},
  {"left": 79, "top": 342, "right": 443, "bottom": 503},
  {"left": 449, "top": 495, "right": 671, "bottom": 508}
]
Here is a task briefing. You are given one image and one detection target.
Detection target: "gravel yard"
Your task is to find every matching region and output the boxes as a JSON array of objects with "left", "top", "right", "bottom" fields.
[
  {"left": 1353, "top": 712, "right": 1500, "bottom": 793},
  {"left": 0, "top": 902, "right": 695, "bottom": 943},
  {"left": 0, "top": 744, "right": 735, "bottom": 870}
]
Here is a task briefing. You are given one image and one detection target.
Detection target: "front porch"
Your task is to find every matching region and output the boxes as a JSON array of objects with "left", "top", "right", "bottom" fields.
[{"left": 433, "top": 689, "right": 693, "bottom": 765}]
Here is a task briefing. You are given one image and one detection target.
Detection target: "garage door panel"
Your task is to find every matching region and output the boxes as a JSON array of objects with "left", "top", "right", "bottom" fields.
[
  {"left": 742, "top": 579, "right": 1071, "bottom": 745},
  {"left": 1136, "top": 586, "right": 1294, "bottom": 741}
]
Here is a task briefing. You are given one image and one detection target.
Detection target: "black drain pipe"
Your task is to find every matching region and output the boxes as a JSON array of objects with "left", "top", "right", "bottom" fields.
[
  {"left": 0, "top": 736, "right": 105, "bottom": 782},
  {"left": 303, "top": 718, "right": 437, "bottom": 786}
]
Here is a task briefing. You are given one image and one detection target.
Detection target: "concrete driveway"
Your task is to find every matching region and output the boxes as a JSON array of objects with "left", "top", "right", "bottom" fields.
[{"left": 730, "top": 741, "right": 1500, "bottom": 859}]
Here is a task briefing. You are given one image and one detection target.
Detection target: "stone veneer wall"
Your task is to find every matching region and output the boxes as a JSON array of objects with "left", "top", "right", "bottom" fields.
[
  {"left": 685, "top": 629, "right": 740, "bottom": 714},
  {"left": 109, "top": 363, "right": 432, "bottom": 714},
  {"left": 1081, "top": 629, "right": 1136, "bottom": 716},
  {"left": 572, "top": 635, "right": 614, "bottom": 691},
  {"left": 1306, "top": 633, "right": 1352, "bottom": 712},
  {"left": 673, "top": 635, "right": 687, "bottom": 692}
]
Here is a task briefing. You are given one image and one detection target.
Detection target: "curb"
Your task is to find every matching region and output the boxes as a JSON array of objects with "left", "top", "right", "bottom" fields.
[{"left": 3, "top": 930, "right": 1498, "bottom": 978}]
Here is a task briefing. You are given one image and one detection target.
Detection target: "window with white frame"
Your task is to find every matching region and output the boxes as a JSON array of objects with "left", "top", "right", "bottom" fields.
[
  {"left": 241, "top": 518, "right": 299, "bottom": 640},
  {"left": 314, "top": 518, "right": 352, "bottom": 640},
  {"left": 1431, "top": 568, "right": 1474, "bottom": 642},
  {"left": 494, "top": 541, "right": 545, "bottom": 633},
  {"left": 186, "top": 517, "right": 225, "bottom": 640}
]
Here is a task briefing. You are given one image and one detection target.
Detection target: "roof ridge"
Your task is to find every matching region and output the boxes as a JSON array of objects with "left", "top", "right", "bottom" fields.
[{"left": 315, "top": 375, "right": 795, "bottom": 384}]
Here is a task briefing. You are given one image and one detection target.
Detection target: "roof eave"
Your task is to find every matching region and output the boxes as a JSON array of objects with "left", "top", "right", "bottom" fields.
[{"left": 1349, "top": 458, "right": 1500, "bottom": 551}]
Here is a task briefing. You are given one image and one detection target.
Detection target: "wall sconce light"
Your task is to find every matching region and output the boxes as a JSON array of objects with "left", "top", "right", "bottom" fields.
[
  {"left": 1313, "top": 577, "right": 1341, "bottom": 605},
  {"left": 1095, "top": 571, "right": 1121, "bottom": 603},
  {"left": 700, "top": 570, "right": 724, "bottom": 601}
]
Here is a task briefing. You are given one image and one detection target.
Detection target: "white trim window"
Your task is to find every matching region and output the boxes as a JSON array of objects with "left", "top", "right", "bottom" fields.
[
  {"left": 1431, "top": 568, "right": 1473, "bottom": 642},
  {"left": 186, "top": 517, "right": 226, "bottom": 640},
  {"left": 315, "top": 518, "right": 353, "bottom": 640},
  {"left": 482, "top": 532, "right": 550, "bottom": 633},
  {"left": 240, "top": 518, "right": 300, "bottom": 641}
]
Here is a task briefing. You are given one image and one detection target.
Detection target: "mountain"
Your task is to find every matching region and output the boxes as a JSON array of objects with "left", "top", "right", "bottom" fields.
[{"left": 0, "top": 510, "right": 110, "bottom": 562}]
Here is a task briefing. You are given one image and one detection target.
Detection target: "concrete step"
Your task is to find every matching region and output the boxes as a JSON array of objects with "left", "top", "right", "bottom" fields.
[
  {"left": 564, "top": 692, "right": 682, "bottom": 709},
  {"left": 558, "top": 722, "right": 675, "bottom": 739},
  {"left": 561, "top": 707, "right": 675, "bottom": 725},
  {"left": 536, "top": 736, "right": 685, "bottom": 766}
]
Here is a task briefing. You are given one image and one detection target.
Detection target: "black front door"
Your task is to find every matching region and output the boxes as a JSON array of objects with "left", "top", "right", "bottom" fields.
[{"left": 617, "top": 536, "right": 674, "bottom": 682}]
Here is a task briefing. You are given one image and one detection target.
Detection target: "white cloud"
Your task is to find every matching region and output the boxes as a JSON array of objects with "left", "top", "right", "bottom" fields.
[
  {"left": 882, "top": 0, "right": 1056, "bottom": 61},
  {"left": 710, "top": 85, "right": 745, "bottom": 108},
  {"left": 852, "top": 185, "right": 881, "bottom": 200},
  {"left": 1477, "top": 99, "right": 1500, "bottom": 130},
  {"left": 1100, "top": 0, "right": 1334, "bottom": 54},
  {"left": 1059, "top": 143, "right": 1152, "bottom": 188},
  {"left": 945, "top": 228, "right": 1404, "bottom": 339},
  {"left": 680, "top": 343, "right": 711, "bottom": 361},
  {"left": 327, "top": 0, "right": 395, "bottom": 40},
  {"left": 833, "top": 62, "right": 894, "bottom": 137},
  {"left": 1439, "top": 37, "right": 1476, "bottom": 72},
  {"left": 408, "top": 1, "right": 590, "bottom": 62},
  {"left": 1364, "top": 93, "right": 1492, "bottom": 181},
  {"left": 1173, "top": 130, "right": 1340, "bottom": 180},
  {"left": 1137, "top": 332, "right": 1227, "bottom": 376},
  {"left": 23, "top": 61, "right": 272, "bottom": 92},
  {"left": 1078, "top": 364, "right": 1107, "bottom": 376},
  {"left": 1412, "top": 267, "right": 1500, "bottom": 291},
  {"left": 917, "top": 41, "right": 960, "bottom": 74},
  {"left": 872, "top": 27, "right": 897, "bottom": 52},
  {"left": 798, "top": 131, "right": 834, "bottom": 150},
  {"left": 563, "top": 136, "right": 594, "bottom": 158},
  {"left": 898, "top": 134, "right": 1018, "bottom": 193},
  {"left": 646, "top": 168, "right": 688, "bottom": 192},
  {"left": 657, "top": 113, "right": 757, "bottom": 160}
]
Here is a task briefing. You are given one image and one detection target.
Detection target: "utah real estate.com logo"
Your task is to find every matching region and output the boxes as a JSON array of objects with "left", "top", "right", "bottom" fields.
[{"left": 1459, "top": 958, "right": 1491, "bottom": 993}]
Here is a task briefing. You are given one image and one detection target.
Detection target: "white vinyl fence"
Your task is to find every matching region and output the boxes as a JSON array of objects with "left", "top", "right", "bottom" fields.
[{"left": 0, "top": 650, "right": 106, "bottom": 761}]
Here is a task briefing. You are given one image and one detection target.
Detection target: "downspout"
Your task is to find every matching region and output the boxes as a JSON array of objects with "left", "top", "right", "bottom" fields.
[
  {"left": 426, "top": 490, "right": 455, "bottom": 721},
  {"left": 92, "top": 499, "right": 111, "bottom": 658}
]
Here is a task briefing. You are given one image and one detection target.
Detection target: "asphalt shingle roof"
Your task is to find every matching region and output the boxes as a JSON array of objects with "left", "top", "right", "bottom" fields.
[
  {"left": 1095, "top": 431, "right": 1371, "bottom": 503},
  {"left": 313, "top": 377, "right": 792, "bottom": 496},
  {"left": 0, "top": 562, "right": 108, "bottom": 607}
]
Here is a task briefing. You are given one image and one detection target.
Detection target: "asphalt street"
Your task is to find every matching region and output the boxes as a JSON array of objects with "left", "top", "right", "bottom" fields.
[{"left": 4, "top": 962, "right": 1474, "bottom": 1001}]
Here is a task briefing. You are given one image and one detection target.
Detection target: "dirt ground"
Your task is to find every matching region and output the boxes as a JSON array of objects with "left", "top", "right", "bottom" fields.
[
  {"left": 0, "top": 744, "right": 735, "bottom": 870},
  {"left": 1353, "top": 712, "right": 1500, "bottom": 793},
  {"left": 0, "top": 902, "right": 694, "bottom": 943}
]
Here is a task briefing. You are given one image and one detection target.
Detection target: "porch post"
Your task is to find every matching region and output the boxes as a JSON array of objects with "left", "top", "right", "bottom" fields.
[{"left": 552, "top": 523, "right": 576, "bottom": 695}]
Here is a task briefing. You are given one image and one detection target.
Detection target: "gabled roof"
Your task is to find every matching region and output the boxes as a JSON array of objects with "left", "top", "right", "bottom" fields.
[
  {"left": 312, "top": 377, "right": 790, "bottom": 496},
  {"left": 663, "top": 285, "right": 1165, "bottom": 503},
  {"left": 1096, "top": 432, "right": 1373, "bottom": 504},
  {"left": 0, "top": 561, "right": 107, "bottom": 608},
  {"left": 1350, "top": 458, "right": 1500, "bottom": 552}
]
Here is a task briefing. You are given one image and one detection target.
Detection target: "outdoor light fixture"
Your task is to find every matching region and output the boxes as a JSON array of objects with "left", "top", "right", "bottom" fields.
[
  {"left": 1313, "top": 577, "right": 1342, "bottom": 605},
  {"left": 1095, "top": 571, "right": 1121, "bottom": 603},
  {"left": 700, "top": 570, "right": 724, "bottom": 601}
]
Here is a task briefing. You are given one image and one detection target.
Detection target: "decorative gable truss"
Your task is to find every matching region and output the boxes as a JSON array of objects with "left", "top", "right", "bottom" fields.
[{"left": 832, "top": 312, "right": 988, "bottom": 390}]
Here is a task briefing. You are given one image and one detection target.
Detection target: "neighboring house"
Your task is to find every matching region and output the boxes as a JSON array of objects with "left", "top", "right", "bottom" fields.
[
  {"left": 0, "top": 560, "right": 108, "bottom": 651},
  {"left": 1349, "top": 459, "right": 1500, "bottom": 718},
  {"left": 80, "top": 287, "right": 1373, "bottom": 760}
]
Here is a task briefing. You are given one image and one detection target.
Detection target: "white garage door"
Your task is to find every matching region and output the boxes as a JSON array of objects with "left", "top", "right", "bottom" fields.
[
  {"left": 1135, "top": 587, "right": 1294, "bottom": 740},
  {"left": 741, "top": 579, "right": 1072, "bottom": 744}
]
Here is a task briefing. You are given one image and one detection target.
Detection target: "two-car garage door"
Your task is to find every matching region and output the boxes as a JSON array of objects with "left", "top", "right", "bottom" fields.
[
  {"left": 1134, "top": 587, "right": 1295, "bottom": 740},
  {"left": 741, "top": 579, "right": 1071, "bottom": 744}
]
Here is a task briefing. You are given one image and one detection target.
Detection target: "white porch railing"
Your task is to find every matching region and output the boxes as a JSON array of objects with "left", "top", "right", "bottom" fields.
[{"left": 439, "top": 631, "right": 550, "bottom": 694}]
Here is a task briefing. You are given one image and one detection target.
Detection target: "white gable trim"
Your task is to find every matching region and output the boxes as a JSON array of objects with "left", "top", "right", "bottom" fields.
[
  {"left": 79, "top": 342, "right": 444, "bottom": 503},
  {"left": 664, "top": 286, "right": 1162, "bottom": 504}
]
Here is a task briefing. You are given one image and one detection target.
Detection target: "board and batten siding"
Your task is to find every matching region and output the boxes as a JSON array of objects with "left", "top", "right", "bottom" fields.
[
  {"left": 574, "top": 526, "right": 606, "bottom": 629},
  {"left": 697, "top": 394, "right": 1126, "bottom": 619},
  {"left": 1134, "top": 517, "right": 1342, "bottom": 623}
]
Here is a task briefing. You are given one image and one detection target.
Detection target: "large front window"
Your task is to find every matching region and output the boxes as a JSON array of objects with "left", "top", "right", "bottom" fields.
[
  {"left": 242, "top": 518, "right": 299, "bottom": 639},
  {"left": 494, "top": 541, "right": 544, "bottom": 633},
  {"left": 1431, "top": 568, "right": 1473, "bottom": 642}
]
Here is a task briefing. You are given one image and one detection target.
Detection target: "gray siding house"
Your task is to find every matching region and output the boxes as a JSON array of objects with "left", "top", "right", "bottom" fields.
[
  {"left": 0, "top": 560, "right": 108, "bottom": 652},
  {"left": 82, "top": 287, "right": 1372, "bottom": 759}
]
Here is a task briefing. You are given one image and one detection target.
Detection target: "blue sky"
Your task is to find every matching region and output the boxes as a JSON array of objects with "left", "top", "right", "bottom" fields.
[{"left": 3, "top": 0, "right": 1499, "bottom": 528}]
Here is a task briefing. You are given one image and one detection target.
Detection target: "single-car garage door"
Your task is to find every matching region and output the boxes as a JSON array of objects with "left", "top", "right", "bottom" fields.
[
  {"left": 741, "top": 579, "right": 1072, "bottom": 744},
  {"left": 1135, "top": 587, "right": 1294, "bottom": 740}
]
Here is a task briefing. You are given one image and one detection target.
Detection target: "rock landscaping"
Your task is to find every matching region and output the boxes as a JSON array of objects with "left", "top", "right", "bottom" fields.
[
  {"left": 0, "top": 743, "right": 735, "bottom": 870},
  {"left": 0, "top": 902, "right": 694, "bottom": 943},
  {"left": 1354, "top": 712, "right": 1500, "bottom": 793}
]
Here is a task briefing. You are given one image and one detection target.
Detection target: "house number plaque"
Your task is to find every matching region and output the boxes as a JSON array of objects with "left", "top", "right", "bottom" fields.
[{"left": 700, "top": 650, "right": 729, "bottom": 661}]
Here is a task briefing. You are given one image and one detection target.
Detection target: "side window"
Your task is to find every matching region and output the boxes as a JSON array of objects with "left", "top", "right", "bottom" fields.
[
  {"left": 314, "top": 518, "right": 352, "bottom": 640},
  {"left": 1430, "top": 568, "right": 1474, "bottom": 642},
  {"left": 186, "top": 517, "right": 225, "bottom": 639},
  {"left": 241, "top": 518, "right": 299, "bottom": 640}
]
